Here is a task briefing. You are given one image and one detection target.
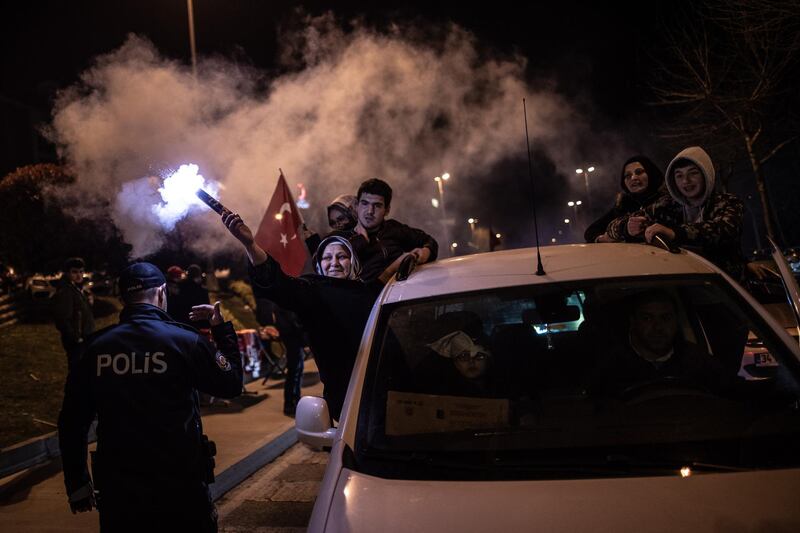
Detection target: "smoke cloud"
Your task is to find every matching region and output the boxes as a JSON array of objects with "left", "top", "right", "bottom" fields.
[{"left": 48, "top": 13, "right": 610, "bottom": 258}]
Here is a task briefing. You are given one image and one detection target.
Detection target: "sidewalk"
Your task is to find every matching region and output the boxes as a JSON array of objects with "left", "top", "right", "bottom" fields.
[{"left": 0, "top": 363, "right": 323, "bottom": 532}]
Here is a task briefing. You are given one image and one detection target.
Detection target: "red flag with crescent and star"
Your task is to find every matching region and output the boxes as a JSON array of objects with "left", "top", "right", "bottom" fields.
[{"left": 254, "top": 171, "right": 310, "bottom": 277}]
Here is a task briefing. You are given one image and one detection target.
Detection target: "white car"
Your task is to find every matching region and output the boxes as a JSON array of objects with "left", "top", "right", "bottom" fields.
[
  {"left": 296, "top": 243, "right": 800, "bottom": 532},
  {"left": 25, "top": 274, "right": 59, "bottom": 299}
]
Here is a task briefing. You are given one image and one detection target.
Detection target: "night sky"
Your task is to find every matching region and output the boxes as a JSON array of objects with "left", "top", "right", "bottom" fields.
[{"left": 1, "top": 0, "right": 797, "bottom": 252}]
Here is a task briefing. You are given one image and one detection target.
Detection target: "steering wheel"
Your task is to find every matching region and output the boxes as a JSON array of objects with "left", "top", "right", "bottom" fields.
[{"left": 620, "top": 376, "right": 716, "bottom": 405}]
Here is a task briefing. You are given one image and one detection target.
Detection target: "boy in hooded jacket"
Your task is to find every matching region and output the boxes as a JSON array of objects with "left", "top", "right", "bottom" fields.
[{"left": 607, "top": 146, "right": 745, "bottom": 279}]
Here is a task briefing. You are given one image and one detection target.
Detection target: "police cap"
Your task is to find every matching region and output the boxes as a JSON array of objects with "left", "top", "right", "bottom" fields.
[{"left": 119, "top": 262, "right": 166, "bottom": 294}]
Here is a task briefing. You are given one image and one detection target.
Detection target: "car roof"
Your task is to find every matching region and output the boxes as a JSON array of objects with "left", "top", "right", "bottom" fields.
[{"left": 383, "top": 243, "right": 719, "bottom": 303}]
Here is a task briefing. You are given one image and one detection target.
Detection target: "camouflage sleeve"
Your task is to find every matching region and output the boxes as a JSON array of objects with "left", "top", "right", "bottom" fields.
[
  {"left": 605, "top": 213, "right": 629, "bottom": 241},
  {"left": 673, "top": 193, "right": 744, "bottom": 248}
]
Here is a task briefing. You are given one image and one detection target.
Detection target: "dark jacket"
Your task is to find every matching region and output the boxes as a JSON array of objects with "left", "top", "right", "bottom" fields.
[
  {"left": 350, "top": 219, "right": 438, "bottom": 282},
  {"left": 58, "top": 304, "right": 242, "bottom": 502},
  {"left": 585, "top": 155, "right": 665, "bottom": 243},
  {"left": 250, "top": 257, "right": 383, "bottom": 419},
  {"left": 168, "top": 278, "right": 210, "bottom": 327},
  {"left": 592, "top": 338, "right": 737, "bottom": 397},
  {"left": 52, "top": 279, "right": 95, "bottom": 350}
]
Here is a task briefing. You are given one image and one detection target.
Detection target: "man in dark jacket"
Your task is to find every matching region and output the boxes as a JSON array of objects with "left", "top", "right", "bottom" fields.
[
  {"left": 350, "top": 178, "right": 438, "bottom": 282},
  {"left": 592, "top": 290, "right": 739, "bottom": 397},
  {"left": 58, "top": 262, "right": 243, "bottom": 532},
  {"left": 52, "top": 257, "right": 95, "bottom": 371},
  {"left": 169, "top": 264, "right": 211, "bottom": 328}
]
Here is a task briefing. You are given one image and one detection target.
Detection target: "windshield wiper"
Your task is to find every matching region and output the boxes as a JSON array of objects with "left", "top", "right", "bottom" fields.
[{"left": 605, "top": 454, "right": 750, "bottom": 472}]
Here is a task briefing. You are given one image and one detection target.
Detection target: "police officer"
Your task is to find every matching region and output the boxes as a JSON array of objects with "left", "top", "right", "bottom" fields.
[{"left": 58, "top": 262, "right": 243, "bottom": 532}]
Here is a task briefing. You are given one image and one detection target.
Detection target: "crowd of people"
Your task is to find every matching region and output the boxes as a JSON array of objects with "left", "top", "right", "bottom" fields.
[{"left": 55, "top": 148, "right": 771, "bottom": 530}]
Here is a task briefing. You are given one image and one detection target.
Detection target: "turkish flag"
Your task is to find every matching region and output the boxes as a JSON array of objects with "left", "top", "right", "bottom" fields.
[{"left": 254, "top": 172, "right": 310, "bottom": 277}]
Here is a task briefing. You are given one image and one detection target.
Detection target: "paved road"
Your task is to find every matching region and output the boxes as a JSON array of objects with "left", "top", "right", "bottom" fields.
[{"left": 218, "top": 443, "right": 329, "bottom": 532}]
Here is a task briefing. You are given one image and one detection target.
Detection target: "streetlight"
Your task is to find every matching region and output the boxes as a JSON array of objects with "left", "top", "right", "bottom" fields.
[
  {"left": 186, "top": 0, "right": 198, "bottom": 78},
  {"left": 567, "top": 199, "right": 582, "bottom": 221},
  {"left": 435, "top": 173, "right": 453, "bottom": 255},
  {"left": 575, "top": 166, "right": 596, "bottom": 210}
]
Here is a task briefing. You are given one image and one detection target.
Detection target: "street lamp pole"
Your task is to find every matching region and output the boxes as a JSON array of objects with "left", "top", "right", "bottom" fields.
[
  {"left": 434, "top": 173, "right": 452, "bottom": 255},
  {"left": 567, "top": 200, "right": 583, "bottom": 227},
  {"left": 187, "top": 0, "right": 198, "bottom": 78},
  {"left": 575, "top": 166, "right": 595, "bottom": 211}
]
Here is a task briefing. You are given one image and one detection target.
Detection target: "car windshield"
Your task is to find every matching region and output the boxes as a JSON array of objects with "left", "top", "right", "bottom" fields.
[{"left": 355, "top": 275, "right": 800, "bottom": 480}]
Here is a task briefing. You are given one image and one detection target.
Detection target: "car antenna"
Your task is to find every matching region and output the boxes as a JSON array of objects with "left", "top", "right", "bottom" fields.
[{"left": 523, "top": 98, "right": 546, "bottom": 276}]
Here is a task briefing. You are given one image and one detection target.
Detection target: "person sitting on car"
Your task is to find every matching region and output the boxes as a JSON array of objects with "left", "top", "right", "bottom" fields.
[
  {"left": 220, "top": 210, "right": 408, "bottom": 421},
  {"left": 350, "top": 178, "right": 438, "bottom": 282},
  {"left": 591, "top": 290, "right": 739, "bottom": 397},
  {"left": 585, "top": 155, "right": 665, "bottom": 243},
  {"left": 607, "top": 147, "right": 745, "bottom": 280}
]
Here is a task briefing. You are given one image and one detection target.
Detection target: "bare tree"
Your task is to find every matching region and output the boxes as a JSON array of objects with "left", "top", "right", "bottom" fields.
[{"left": 649, "top": 0, "right": 800, "bottom": 242}]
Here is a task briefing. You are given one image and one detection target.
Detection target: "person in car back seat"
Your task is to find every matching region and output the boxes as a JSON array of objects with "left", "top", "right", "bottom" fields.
[
  {"left": 410, "top": 312, "right": 502, "bottom": 398},
  {"left": 591, "top": 290, "right": 741, "bottom": 397}
]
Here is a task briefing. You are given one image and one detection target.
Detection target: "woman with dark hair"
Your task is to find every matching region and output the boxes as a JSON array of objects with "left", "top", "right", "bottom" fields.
[{"left": 584, "top": 155, "right": 665, "bottom": 243}]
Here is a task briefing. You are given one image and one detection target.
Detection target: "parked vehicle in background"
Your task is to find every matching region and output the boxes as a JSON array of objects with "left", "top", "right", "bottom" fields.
[
  {"left": 25, "top": 274, "right": 59, "bottom": 299},
  {"left": 296, "top": 243, "right": 800, "bottom": 533}
]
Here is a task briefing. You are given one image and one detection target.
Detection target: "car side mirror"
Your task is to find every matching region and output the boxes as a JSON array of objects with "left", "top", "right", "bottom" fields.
[{"left": 296, "top": 396, "right": 337, "bottom": 448}]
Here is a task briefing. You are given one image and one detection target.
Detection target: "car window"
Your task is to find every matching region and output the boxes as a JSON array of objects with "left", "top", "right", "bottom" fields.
[{"left": 355, "top": 275, "right": 800, "bottom": 480}]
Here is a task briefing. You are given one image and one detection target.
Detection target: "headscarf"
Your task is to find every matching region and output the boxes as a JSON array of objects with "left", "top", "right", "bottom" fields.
[{"left": 326, "top": 194, "right": 358, "bottom": 229}]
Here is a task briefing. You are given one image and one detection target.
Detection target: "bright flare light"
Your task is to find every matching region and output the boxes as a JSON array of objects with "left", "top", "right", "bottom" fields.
[
  {"left": 568, "top": 201, "right": 575, "bottom": 207},
  {"left": 442, "top": 172, "right": 450, "bottom": 180},
  {"left": 431, "top": 198, "right": 440, "bottom": 208},
  {"left": 564, "top": 218, "right": 570, "bottom": 224},
  {"left": 680, "top": 466, "right": 692, "bottom": 478},
  {"left": 155, "top": 164, "right": 220, "bottom": 228}
]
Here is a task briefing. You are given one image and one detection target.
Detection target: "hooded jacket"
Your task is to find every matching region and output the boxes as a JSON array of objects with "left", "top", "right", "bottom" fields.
[
  {"left": 326, "top": 195, "right": 358, "bottom": 231},
  {"left": 608, "top": 147, "right": 745, "bottom": 278},
  {"left": 584, "top": 155, "right": 665, "bottom": 243}
]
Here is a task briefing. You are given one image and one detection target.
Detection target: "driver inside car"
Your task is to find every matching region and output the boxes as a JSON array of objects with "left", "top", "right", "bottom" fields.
[{"left": 591, "top": 289, "right": 742, "bottom": 398}]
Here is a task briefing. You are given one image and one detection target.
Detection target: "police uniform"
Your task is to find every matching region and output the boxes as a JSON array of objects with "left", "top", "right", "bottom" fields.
[{"left": 58, "top": 263, "right": 243, "bottom": 532}]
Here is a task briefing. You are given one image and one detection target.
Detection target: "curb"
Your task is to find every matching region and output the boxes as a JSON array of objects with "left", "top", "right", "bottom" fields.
[
  {"left": 0, "top": 423, "right": 97, "bottom": 479},
  {"left": 0, "top": 423, "right": 297, "bottom": 503},
  {"left": 210, "top": 426, "right": 297, "bottom": 501}
]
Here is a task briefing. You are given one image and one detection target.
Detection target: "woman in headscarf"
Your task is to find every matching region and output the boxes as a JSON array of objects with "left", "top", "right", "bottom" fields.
[
  {"left": 584, "top": 155, "right": 665, "bottom": 243},
  {"left": 221, "top": 211, "right": 405, "bottom": 421}
]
